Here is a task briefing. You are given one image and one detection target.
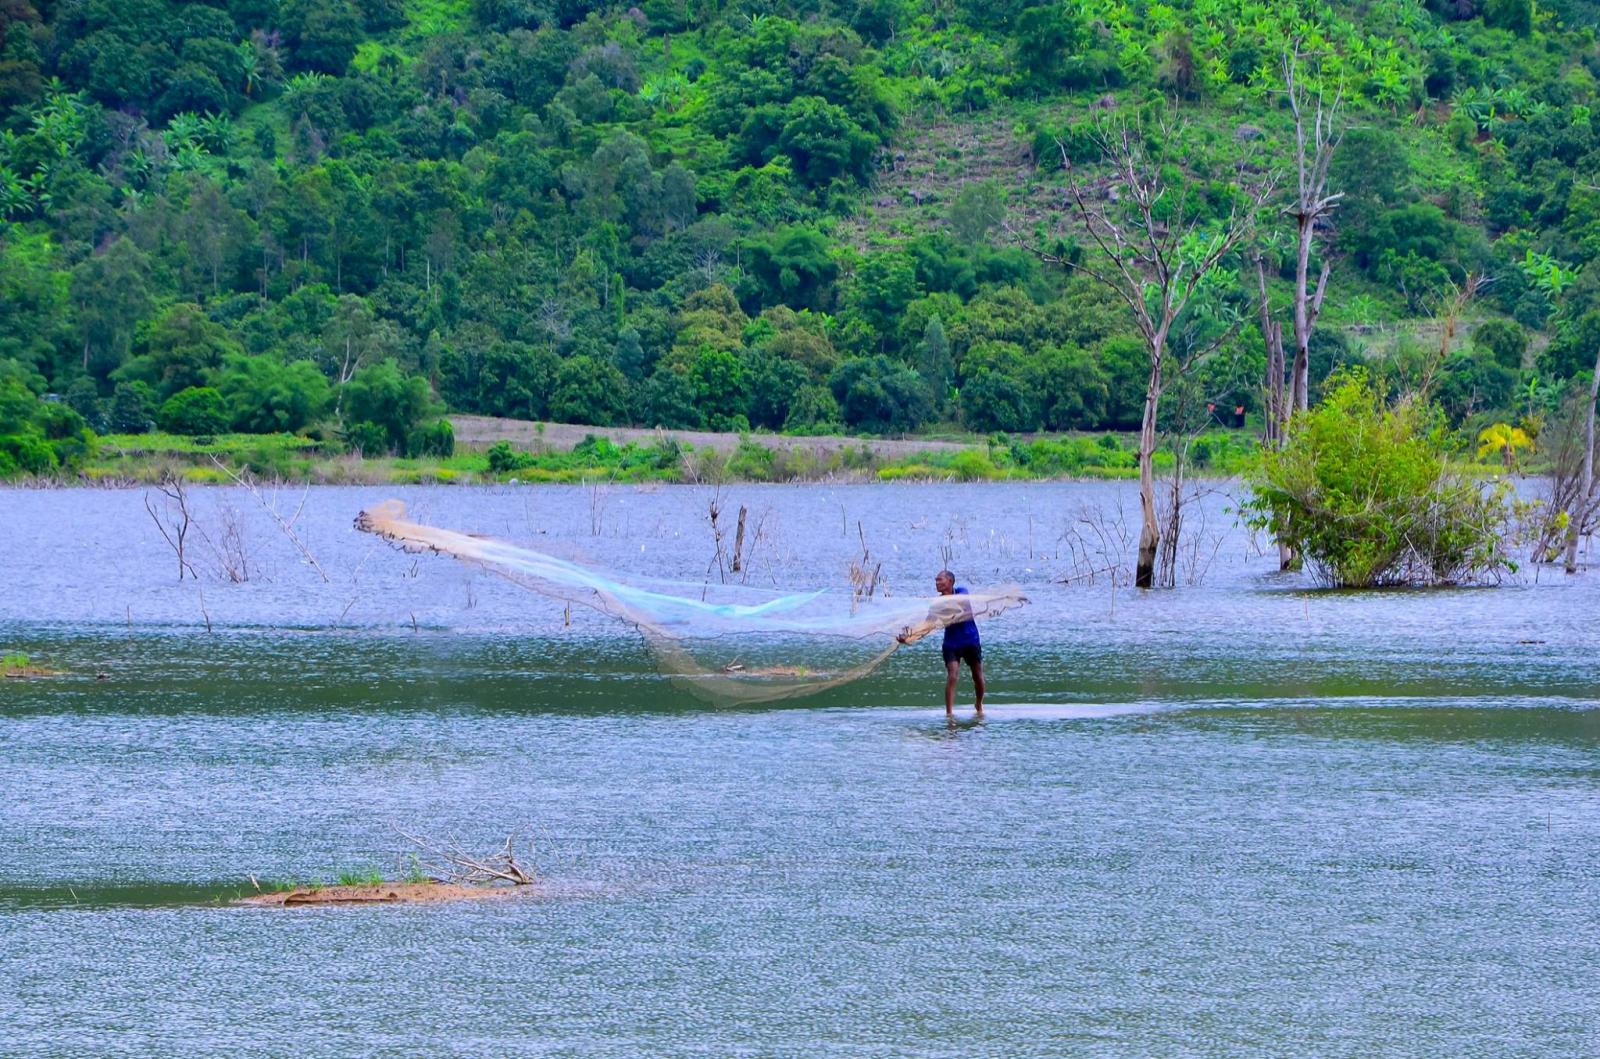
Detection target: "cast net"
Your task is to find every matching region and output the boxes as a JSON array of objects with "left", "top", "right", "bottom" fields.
[{"left": 355, "top": 500, "right": 1027, "bottom": 703}]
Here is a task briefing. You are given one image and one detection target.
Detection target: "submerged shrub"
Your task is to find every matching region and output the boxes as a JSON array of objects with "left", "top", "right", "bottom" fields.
[{"left": 1244, "top": 371, "right": 1514, "bottom": 587}]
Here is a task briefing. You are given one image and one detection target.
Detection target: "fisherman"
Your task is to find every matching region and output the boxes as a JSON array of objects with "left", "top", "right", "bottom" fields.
[{"left": 898, "top": 569, "right": 985, "bottom": 716}]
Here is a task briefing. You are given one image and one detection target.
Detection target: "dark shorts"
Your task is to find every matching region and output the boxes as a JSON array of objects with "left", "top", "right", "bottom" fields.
[{"left": 942, "top": 643, "right": 982, "bottom": 668}]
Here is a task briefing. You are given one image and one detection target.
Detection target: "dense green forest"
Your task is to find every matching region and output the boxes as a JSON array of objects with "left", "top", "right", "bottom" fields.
[{"left": 4, "top": 0, "right": 1600, "bottom": 476}]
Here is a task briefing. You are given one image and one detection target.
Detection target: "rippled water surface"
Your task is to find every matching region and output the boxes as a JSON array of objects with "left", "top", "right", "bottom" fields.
[{"left": 1, "top": 483, "right": 1597, "bottom": 1057}]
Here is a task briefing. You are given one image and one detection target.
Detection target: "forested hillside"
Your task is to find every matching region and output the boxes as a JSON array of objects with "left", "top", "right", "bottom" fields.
[{"left": 4, "top": 0, "right": 1600, "bottom": 475}]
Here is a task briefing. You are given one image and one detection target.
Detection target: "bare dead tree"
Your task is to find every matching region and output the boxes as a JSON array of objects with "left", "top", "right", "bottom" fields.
[
  {"left": 192, "top": 497, "right": 254, "bottom": 583},
  {"left": 1056, "top": 499, "right": 1133, "bottom": 586},
  {"left": 1156, "top": 331, "right": 1247, "bottom": 588},
  {"left": 1279, "top": 46, "right": 1344, "bottom": 417},
  {"left": 207, "top": 456, "right": 330, "bottom": 582},
  {"left": 1176, "top": 485, "right": 1230, "bottom": 586},
  {"left": 704, "top": 488, "right": 728, "bottom": 589},
  {"left": 143, "top": 474, "right": 199, "bottom": 580},
  {"left": 1563, "top": 345, "right": 1600, "bottom": 572},
  {"left": 731, "top": 504, "right": 748, "bottom": 573},
  {"left": 1523, "top": 391, "right": 1591, "bottom": 562},
  {"left": 1256, "top": 255, "right": 1290, "bottom": 450},
  {"left": 1010, "top": 116, "right": 1275, "bottom": 587},
  {"left": 1254, "top": 48, "right": 1343, "bottom": 570},
  {"left": 848, "top": 520, "right": 884, "bottom": 610},
  {"left": 584, "top": 477, "right": 611, "bottom": 536}
]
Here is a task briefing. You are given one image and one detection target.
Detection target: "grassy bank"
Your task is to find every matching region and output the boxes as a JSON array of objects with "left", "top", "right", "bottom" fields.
[{"left": 48, "top": 428, "right": 1267, "bottom": 486}]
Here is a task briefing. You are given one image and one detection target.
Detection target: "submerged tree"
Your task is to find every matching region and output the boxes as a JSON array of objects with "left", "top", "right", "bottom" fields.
[
  {"left": 1264, "top": 47, "right": 1344, "bottom": 432},
  {"left": 1561, "top": 352, "right": 1600, "bottom": 572},
  {"left": 1016, "top": 117, "right": 1274, "bottom": 587},
  {"left": 1256, "top": 47, "right": 1343, "bottom": 569}
]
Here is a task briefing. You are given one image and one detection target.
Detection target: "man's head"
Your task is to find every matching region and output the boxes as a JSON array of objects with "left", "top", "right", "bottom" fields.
[{"left": 935, "top": 569, "right": 955, "bottom": 594}]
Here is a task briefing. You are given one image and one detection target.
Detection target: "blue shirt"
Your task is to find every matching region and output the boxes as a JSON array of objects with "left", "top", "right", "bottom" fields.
[{"left": 942, "top": 586, "right": 980, "bottom": 649}]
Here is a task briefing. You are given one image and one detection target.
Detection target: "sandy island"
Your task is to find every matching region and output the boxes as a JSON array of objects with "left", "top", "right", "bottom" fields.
[{"left": 239, "top": 882, "right": 524, "bottom": 906}]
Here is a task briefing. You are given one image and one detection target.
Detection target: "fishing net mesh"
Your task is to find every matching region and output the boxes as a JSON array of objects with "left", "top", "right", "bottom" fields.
[{"left": 356, "top": 500, "right": 1027, "bottom": 704}]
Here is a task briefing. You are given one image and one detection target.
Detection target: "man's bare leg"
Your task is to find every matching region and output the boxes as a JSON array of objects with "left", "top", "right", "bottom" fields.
[
  {"left": 945, "top": 659, "right": 959, "bottom": 715},
  {"left": 970, "top": 660, "right": 986, "bottom": 714}
]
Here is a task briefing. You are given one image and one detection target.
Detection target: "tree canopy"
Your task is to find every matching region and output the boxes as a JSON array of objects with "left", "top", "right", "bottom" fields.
[{"left": 4, "top": 0, "right": 1600, "bottom": 465}]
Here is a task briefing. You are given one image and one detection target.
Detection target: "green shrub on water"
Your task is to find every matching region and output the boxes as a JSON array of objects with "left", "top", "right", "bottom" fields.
[{"left": 1244, "top": 371, "right": 1514, "bottom": 587}]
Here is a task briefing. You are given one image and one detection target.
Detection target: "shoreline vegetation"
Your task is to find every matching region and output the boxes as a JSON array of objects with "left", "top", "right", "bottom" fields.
[
  {"left": 4, "top": 414, "right": 1526, "bottom": 487},
  {"left": 7, "top": 414, "right": 1289, "bottom": 486}
]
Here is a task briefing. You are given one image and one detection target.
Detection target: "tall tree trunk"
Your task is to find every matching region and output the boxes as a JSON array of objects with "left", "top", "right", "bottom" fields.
[
  {"left": 1563, "top": 349, "right": 1600, "bottom": 573},
  {"left": 1290, "top": 217, "right": 1330, "bottom": 414},
  {"left": 1256, "top": 256, "right": 1286, "bottom": 447},
  {"left": 1136, "top": 340, "right": 1164, "bottom": 589},
  {"left": 1257, "top": 258, "right": 1296, "bottom": 570}
]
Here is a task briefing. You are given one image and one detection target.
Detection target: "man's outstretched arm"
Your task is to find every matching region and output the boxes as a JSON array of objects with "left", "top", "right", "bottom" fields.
[{"left": 895, "top": 597, "right": 967, "bottom": 644}]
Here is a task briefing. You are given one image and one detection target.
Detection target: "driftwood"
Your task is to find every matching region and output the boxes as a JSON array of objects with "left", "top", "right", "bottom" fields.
[{"left": 391, "top": 825, "right": 536, "bottom": 886}]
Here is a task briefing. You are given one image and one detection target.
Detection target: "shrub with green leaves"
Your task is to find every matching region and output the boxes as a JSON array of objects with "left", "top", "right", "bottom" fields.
[
  {"left": 0, "top": 379, "right": 97, "bottom": 478},
  {"left": 485, "top": 440, "right": 531, "bottom": 474},
  {"left": 727, "top": 437, "right": 778, "bottom": 480},
  {"left": 343, "top": 359, "right": 436, "bottom": 452},
  {"left": 1244, "top": 372, "right": 1513, "bottom": 588},
  {"left": 217, "top": 356, "right": 330, "bottom": 434},
  {"left": 0, "top": 432, "right": 56, "bottom": 475},
  {"left": 108, "top": 381, "right": 156, "bottom": 434},
  {"left": 157, "top": 386, "right": 230, "bottom": 435},
  {"left": 410, "top": 418, "right": 455, "bottom": 458},
  {"left": 344, "top": 420, "right": 389, "bottom": 456}
]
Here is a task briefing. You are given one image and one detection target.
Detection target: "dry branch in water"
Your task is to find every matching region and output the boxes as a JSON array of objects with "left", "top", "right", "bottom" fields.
[
  {"left": 208, "top": 456, "right": 330, "bottom": 582},
  {"left": 143, "top": 474, "right": 199, "bottom": 580},
  {"left": 848, "top": 520, "right": 884, "bottom": 610},
  {"left": 391, "top": 825, "right": 537, "bottom": 886},
  {"left": 731, "top": 504, "right": 748, "bottom": 573}
]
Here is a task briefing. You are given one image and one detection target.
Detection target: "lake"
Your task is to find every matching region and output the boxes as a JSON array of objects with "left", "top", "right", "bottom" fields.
[{"left": 1, "top": 482, "right": 1597, "bottom": 1056}]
